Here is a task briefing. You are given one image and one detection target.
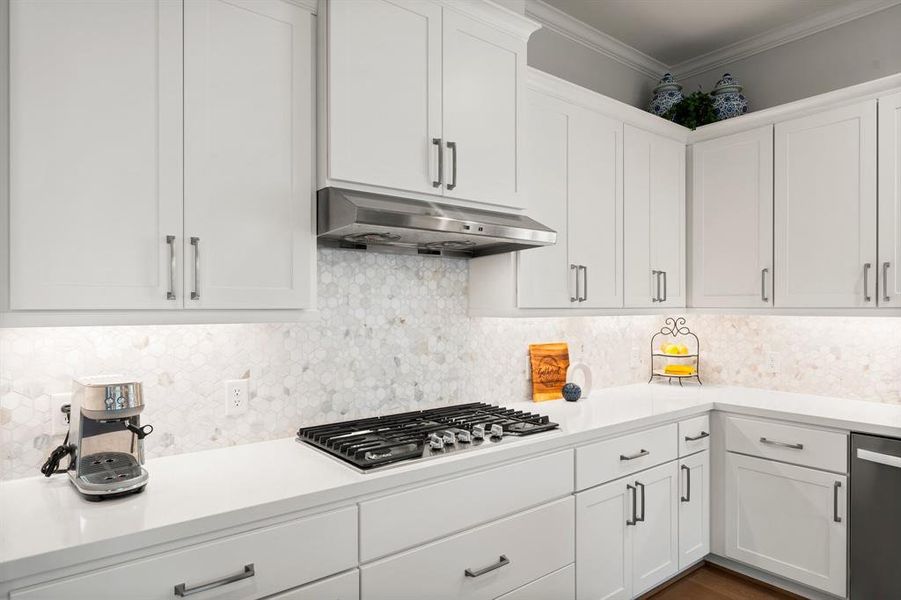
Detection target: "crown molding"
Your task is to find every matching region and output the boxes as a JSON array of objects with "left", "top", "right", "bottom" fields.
[
  {"left": 525, "top": 0, "right": 668, "bottom": 80},
  {"left": 672, "top": 0, "right": 901, "bottom": 79}
]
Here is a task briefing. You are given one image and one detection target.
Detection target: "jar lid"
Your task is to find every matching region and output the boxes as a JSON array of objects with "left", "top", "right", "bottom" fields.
[
  {"left": 653, "top": 73, "right": 682, "bottom": 94},
  {"left": 713, "top": 73, "right": 743, "bottom": 94}
]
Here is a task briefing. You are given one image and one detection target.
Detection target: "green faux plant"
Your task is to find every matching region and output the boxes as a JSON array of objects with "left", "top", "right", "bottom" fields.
[{"left": 663, "top": 90, "right": 718, "bottom": 130}]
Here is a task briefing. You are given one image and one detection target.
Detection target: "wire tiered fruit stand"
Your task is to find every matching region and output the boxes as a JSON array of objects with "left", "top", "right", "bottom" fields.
[{"left": 649, "top": 317, "right": 702, "bottom": 386}]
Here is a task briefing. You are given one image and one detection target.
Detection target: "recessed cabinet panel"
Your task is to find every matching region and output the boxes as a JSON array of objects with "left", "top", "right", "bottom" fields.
[
  {"left": 325, "top": 0, "right": 442, "bottom": 194},
  {"left": 442, "top": 8, "right": 523, "bottom": 208},
  {"left": 678, "top": 451, "right": 710, "bottom": 569},
  {"left": 9, "top": 0, "right": 183, "bottom": 309},
  {"left": 576, "top": 478, "right": 632, "bottom": 600},
  {"left": 691, "top": 126, "right": 773, "bottom": 307},
  {"left": 774, "top": 100, "right": 877, "bottom": 307},
  {"left": 517, "top": 93, "right": 571, "bottom": 308},
  {"left": 879, "top": 92, "right": 901, "bottom": 305},
  {"left": 184, "top": 0, "right": 314, "bottom": 309},
  {"left": 631, "top": 461, "right": 679, "bottom": 596}
]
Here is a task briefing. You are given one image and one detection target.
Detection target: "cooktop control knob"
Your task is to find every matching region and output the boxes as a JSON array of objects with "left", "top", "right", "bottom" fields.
[
  {"left": 490, "top": 424, "right": 504, "bottom": 439},
  {"left": 429, "top": 432, "right": 445, "bottom": 450},
  {"left": 456, "top": 429, "right": 472, "bottom": 443},
  {"left": 471, "top": 424, "right": 486, "bottom": 440},
  {"left": 442, "top": 431, "right": 456, "bottom": 445}
]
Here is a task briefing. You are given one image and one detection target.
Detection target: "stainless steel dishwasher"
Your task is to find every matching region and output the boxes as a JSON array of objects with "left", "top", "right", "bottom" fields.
[{"left": 850, "top": 433, "right": 901, "bottom": 598}]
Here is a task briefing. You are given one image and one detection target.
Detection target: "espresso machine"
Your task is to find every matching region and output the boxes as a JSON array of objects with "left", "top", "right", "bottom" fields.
[{"left": 42, "top": 376, "right": 153, "bottom": 500}]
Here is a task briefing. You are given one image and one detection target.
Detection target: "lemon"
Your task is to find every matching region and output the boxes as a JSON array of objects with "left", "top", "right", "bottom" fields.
[
  {"left": 664, "top": 344, "right": 680, "bottom": 355},
  {"left": 678, "top": 345, "right": 689, "bottom": 355}
]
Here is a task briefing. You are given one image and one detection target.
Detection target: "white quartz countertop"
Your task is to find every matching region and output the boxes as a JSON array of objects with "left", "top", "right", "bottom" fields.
[{"left": 3, "top": 383, "right": 901, "bottom": 583}]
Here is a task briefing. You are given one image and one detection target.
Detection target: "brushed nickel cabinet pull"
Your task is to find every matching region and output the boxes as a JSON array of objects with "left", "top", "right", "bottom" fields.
[
  {"left": 661, "top": 270, "right": 667, "bottom": 302},
  {"left": 834, "top": 481, "right": 842, "bottom": 523},
  {"left": 684, "top": 431, "right": 709, "bottom": 442},
  {"left": 580, "top": 265, "right": 588, "bottom": 302},
  {"left": 174, "top": 564, "right": 254, "bottom": 597},
  {"left": 620, "top": 449, "right": 649, "bottom": 461},
  {"left": 681, "top": 464, "right": 691, "bottom": 503},
  {"left": 465, "top": 555, "right": 509, "bottom": 578},
  {"left": 884, "top": 262, "right": 891, "bottom": 302},
  {"left": 190, "top": 237, "right": 200, "bottom": 300},
  {"left": 626, "top": 483, "right": 637, "bottom": 525},
  {"left": 760, "top": 437, "right": 803, "bottom": 450},
  {"left": 635, "top": 480, "right": 646, "bottom": 522},
  {"left": 432, "top": 138, "right": 443, "bottom": 188},
  {"left": 761, "top": 268, "right": 769, "bottom": 302},
  {"left": 570, "top": 264, "right": 580, "bottom": 302},
  {"left": 864, "top": 262, "right": 872, "bottom": 302},
  {"left": 166, "top": 235, "right": 176, "bottom": 300},
  {"left": 651, "top": 270, "right": 661, "bottom": 302},
  {"left": 446, "top": 141, "right": 457, "bottom": 190}
]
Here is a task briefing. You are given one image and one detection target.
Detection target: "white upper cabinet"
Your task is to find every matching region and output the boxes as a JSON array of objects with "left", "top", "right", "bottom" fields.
[
  {"left": 441, "top": 8, "right": 522, "bottom": 207},
  {"left": 774, "top": 100, "right": 877, "bottom": 308},
  {"left": 184, "top": 0, "right": 315, "bottom": 309},
  {"left": 321, "top": 0, "right": 537, "bottom": 209},
  {"left": 9, "top": 0, "right": 183, "bottom": 310},
  {"left": 690, "top": 126, "right": 773, "bottom": 308},
  {"left": 624, "top": 125, "right": 686, "bottom": 308},
  {"left": 324, "top": 0, "right": 442, "bottom": 195},
  {"left": 879, "top": 92, "right": 901, "bottom": 306},
  {"left": 517, "top": 88, "right": 622, "bottom": 309}
]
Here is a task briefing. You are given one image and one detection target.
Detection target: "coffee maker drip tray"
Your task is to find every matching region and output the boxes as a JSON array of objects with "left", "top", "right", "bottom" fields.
[{"left": 78, "top": 452, "right": 144, "bottom": 486}]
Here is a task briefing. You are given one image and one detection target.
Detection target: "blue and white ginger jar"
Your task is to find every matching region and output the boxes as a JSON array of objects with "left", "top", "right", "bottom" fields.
[
  {"left": 648, "top": 73, "right": 683, "bottom": 117},
  {"left": 712, "top": 73, "right": 749, "bottom": 120}
]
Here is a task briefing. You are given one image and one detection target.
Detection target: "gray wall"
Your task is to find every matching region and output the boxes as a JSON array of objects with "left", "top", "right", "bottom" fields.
[
  {"left": 527, "top": 27, "right": 658, "bottom": 108},
  {"left": 679, "top": 4, "right": 901, "bottom": 111}
]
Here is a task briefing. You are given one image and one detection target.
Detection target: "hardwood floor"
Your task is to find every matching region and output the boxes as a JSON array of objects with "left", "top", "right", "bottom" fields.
[{"left": 643, "top": 563, "right": 804, "bottom": 600}]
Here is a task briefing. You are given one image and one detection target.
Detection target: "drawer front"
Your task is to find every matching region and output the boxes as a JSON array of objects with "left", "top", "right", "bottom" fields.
[
  {"left": 11, "top": 507, "right": 358, "bottom": 600},
  {"left": 269, "top": 569, "right": 359, "bottom": 600},
  {"left": 679, "top": 415, "right": 710, "bottom": 456},
  {"left": 360, "top": 450, "right": 573, "bottom": 561},
  {"left": 495, "top": 564, "right": 574, "bottom": 600},
  {"left": 361, "top": 497, "right": 574, "bottom": 600},
  {"left": 725, "top": 416, "right": 847, "bottom": 473},
  {"left": 576, "top": 424, "right": 677, "bottom": 491}
]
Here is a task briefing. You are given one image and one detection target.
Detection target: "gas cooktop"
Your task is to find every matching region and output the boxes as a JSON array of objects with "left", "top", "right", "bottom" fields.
[{"left": 296, "top": 402, "right": 559, "bottom": 471}]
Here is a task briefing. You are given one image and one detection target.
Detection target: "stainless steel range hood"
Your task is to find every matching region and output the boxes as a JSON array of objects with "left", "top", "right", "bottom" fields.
[{"left": 317, "top": 187, "right": 556, "bottom": 258}]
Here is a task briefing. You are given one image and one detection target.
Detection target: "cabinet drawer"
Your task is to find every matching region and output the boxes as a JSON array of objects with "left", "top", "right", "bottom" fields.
[
  {"left": 360, "top": 450, "right": 573, "bottom": 561},
  {"left": 269, "top": 569, "right": 359, "bottom": 600},
  {"left": 725, "top": 416, "right": 847, "bottom": 473},
  {"left": 679, "top": 415, "right": 710, "bottom": 456},
  {"left": 11, "top": 507, "right": 358, "bottom": 600},
  {"left": 495, "top": 564, "right": 574, "bottom": 600},
  {"left": 361, "top": 498, "right": 574, "bottom": 600},
  {"left": 576, "top": 424, "right": 677, "bottom": 491}
]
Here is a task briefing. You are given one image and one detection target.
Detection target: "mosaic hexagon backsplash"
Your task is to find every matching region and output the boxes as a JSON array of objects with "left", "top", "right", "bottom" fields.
[{"left": 2, "top": 249, "right": 901, "bottom": 480}]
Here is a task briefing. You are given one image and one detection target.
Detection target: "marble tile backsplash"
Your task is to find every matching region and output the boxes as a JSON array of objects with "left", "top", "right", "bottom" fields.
[{"left": 2, "top": 249, "right": 900, "bottom": 480}]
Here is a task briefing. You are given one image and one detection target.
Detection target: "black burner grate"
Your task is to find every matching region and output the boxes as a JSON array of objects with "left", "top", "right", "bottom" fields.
[{"left": 297, "top": 402, "right": 559, "bottom": 470}]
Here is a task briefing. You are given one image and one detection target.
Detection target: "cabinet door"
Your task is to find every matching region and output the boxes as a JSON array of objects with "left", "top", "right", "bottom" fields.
[
  {"left": 631, "top": 461, "right": 679, "bottom": 597},
  {"left": 678, "top": 451, "right": 710, "bottom": 569},
  {"left": 516, "top": 91, "right": 571, "bottom": 308},
  {"left": 184, "top": 0, "right": 314, "bottom": 309},
  {"left": 325, "top": 0, "right": 442, "bottom": 195},
  {"left": 569, "top": 107, "right": 623, "bottom": 308},
  {"left": 575, "top": 478, "right": 632, "bottom": 600},
  {"left": 442, "top": 7, "right": 524, "bottom": 208},
  {"left": 879, "top": 92, "right": 901, "bottom": 305},
  {"left": 624, "top": 126, "right": 686, "bottom": 308},
  {"left": 9, "top": 0, "right": 182, "bottom": 309},
  {"left": 517, "top": 94, "right": 622, "bottom": 309},
  {"left": 775, "top": 100, "right": 877, "bottom": 307},
  {"left": 724, "top": 453, "right": 847, "bottom": 596},
  {"left": 691, "top": 127, "right": 773, "bottom": 307}
]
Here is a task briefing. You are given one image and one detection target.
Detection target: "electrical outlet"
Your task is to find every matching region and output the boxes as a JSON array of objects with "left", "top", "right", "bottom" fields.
[
  {"left": 765, "top": 351, "right": 780, "bottom": 374},
  {"left": 225, "top": 380, "right": 249, "bottom": 416},
  {"left": 630, "top": 346, "right": 642, "bottom": 369},
  {"left": 51, "top": 393, "right": 71, "bottom": 436}
]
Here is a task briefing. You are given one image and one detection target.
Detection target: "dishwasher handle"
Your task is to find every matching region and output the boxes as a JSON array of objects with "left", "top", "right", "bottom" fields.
[{"left": 857, "top": 448, "right": 901, "bottom": 468}]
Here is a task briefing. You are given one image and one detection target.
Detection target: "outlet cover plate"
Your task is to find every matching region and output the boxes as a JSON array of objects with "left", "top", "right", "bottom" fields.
[
  {"left": 51, "top": 393, "right": 71, "bottom": 436},
  {"left": 225, "top": 380, "right": 249, "bottom": 416}
]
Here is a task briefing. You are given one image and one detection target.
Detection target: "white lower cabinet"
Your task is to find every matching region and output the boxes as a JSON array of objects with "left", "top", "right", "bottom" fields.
[
  {"left": 361, "top": 498, "right": 574, "bottom": 600},
  {"left": 576, "top": 461, "right": 679, "bottom": 600},
  {"left": 495, "top": 565, "right": 575, "bottom": 600},
  {"left": 678, "top": 451, "right": 709, "bottom": 569},
  {"left": 724, "top": 452, "right": 847, "bottom": 596}
]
